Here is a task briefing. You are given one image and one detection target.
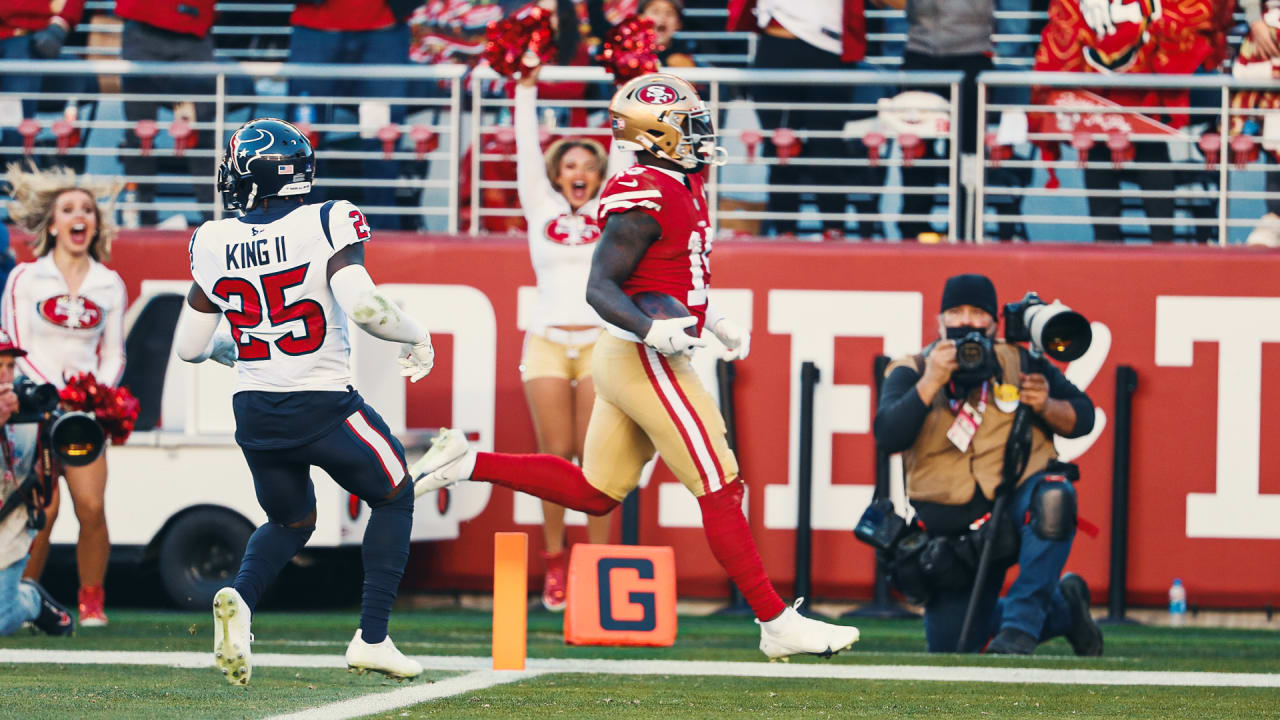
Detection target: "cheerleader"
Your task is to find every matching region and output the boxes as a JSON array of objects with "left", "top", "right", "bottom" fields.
[
  {"left": 2, "top": 164, "right": 126, "bottom": 627},
  {"left": 514, "top": 67, "right": 628, "bottom": 611}
]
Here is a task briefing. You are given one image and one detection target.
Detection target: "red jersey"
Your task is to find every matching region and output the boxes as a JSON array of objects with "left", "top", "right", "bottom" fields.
[
  {"left": 292, "top": 0, "right": 395, "bottom": 32},
  {"left": 598, "top": 164, "right": 712, "bottom": 336},
  {"left": 115, "top": 0, "right": 215, "bottom": 37},
  {"left": 1, "top": 0, "right": 85, "bottom": 39}
]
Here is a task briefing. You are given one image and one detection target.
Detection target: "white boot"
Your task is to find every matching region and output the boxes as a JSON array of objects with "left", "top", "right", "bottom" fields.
[
  {"left": 758, "top": 599, "right": 860, "bottom": 661},
  {"left": 346, "top": 629, "right": 423, "bottom": 680},
  {"left": 410, "top": 428, "right": 475, "bottom": 497},
  {"left": 212, "top": 587, "right": 253, "bottom": 685}
]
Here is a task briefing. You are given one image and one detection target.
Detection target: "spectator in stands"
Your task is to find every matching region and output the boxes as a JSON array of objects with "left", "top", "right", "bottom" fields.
[
  {"left": 880, "top": 0, "right": 994, "bottom": 242},
  {"left": 288, "top": 0, "right": 418, "bottom": 230},
  {"left": 114, "top": 0, "right": 217, "bottom": 226},
  {"left": 0, "top": 0, "right": 84, "bottom": 169},
  {"left": 4, "top": 162, "right": 127, "bottom": 628},
  {"left": 1239, "top": 0, "right": 1280, "bottom": 245},
  {"left": 1034, "top": 0, "right": 1231, "bottom": 243},
  {"left": 640, "top": 0, "right": 694, "bottom": 68},
  {"left": 728, "top": 0, "right": 891, "bottom": 239}
]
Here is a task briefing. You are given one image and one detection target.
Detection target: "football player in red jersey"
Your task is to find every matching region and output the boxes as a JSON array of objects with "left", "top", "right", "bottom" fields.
[{"left": 412, "top": 74, "right": 861, "bottom": 661}]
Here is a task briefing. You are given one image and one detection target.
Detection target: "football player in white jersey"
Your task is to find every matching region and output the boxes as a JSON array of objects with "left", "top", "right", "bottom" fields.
[
  {"left": 3, "top": 162, "right": 127, "bottom": 628},
  {"left": 174, "top": 118, "right": 435, "bottom": 685}
]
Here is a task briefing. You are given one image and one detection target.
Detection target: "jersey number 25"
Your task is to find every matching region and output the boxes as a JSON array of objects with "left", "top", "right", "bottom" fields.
[{"left": 212, "top": 265, "right": 326, "bottom": 360}]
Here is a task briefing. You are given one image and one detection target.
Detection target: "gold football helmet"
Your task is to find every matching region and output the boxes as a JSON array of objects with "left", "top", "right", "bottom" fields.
[{"left": 609, "top": 73, "right": 727, "bottom": 170}]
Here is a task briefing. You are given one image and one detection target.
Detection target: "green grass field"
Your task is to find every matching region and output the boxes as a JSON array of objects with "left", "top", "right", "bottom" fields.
[{"left": 1, "top": 608, "right": 1277, "bottom": 719}]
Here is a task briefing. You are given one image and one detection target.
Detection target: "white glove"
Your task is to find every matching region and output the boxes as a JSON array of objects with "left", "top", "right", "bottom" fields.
[
  {"left": 643, "top": 316, "right": 706, "bottom": 357},
  {"left": 398, "top": 334, "right": 435, "bottom": 382},
  {"left": 709, "top": 316, "right": 751, "bottom": 361},
  {"left": 1080, "top": 0, "right": 1115, "bottom": 37},
  {"left": 208, "top": 325, "right": 238, "bottom": 368}
]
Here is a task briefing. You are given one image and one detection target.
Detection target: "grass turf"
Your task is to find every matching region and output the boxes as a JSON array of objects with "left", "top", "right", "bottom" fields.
[
  {"left": 2, "top": 608, "right": 1277, "bottom": 674},
  {"left": 385, "top": 673, "right": 1280, "bottom": 720},
  {"left": 1, "top": 609, "right": 1278, "bottom": 719},
  {"left": 0, "top": 663, "right": 459, "bottom": 720}
]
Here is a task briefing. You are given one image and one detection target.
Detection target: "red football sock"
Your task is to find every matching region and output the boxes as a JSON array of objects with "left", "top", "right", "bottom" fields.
[
  {"left": 698, "top": 481, "right": 786, "bottom": 622},
  {"left": 472, "top": 452, "right": 619, "bottom": 516}
]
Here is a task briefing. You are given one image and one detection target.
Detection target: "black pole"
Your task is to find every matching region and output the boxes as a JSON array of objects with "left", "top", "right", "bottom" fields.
[
  {"left": 795, "top": 361, "right": 819, "bottom": 616},
  {"left": 957, "top": 403, "right": 1033, "bottom": 652},
  {"left": 1105, "top": 365, "right": 1139, "bottom": 624},
  {"left": 713, "top": 359, "right": 754, "bottom": 616},
  {"left": 620, "top": 490, "right": 639, "bottom": 545},
  {"left": 845, "top": 355, "right": 919, "bottom": 620}
]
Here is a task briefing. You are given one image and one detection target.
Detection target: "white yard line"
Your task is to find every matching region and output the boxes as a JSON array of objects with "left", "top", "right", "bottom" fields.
[
  {"left": 2, "top": 649, "right": 1279, "bottom": 690},
  {"left": 265, "top": 669, "right": 543, "bottom": 720}
]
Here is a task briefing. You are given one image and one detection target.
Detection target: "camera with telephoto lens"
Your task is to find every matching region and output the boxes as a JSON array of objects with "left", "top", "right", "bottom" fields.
[
  {"left": 1002, "top": 292, "right": 1092, "bottom": 362},
  {"left": 10, "top": 377, "right": 105, "bottom": 467}
]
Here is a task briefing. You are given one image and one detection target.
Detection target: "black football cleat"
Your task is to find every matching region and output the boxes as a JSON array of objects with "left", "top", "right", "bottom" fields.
[
  {"left": 1060, "top": 573, "right": 1104, "bottom": 656},
  {"left": 986, "top": 627, "right": 1036, "bottom": 655},
  {"left": 21, "top": 579, "right": 74, "bottom": 636}
]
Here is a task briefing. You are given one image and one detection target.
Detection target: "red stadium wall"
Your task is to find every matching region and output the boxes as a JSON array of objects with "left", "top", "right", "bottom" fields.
[{"left": 85, "top": 231, "right": 1280, "bottom": 609}]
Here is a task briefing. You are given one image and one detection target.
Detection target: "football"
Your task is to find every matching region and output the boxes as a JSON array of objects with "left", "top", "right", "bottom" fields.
[{"left": 631, "top": 291, "right": 697, "bottom": 337}]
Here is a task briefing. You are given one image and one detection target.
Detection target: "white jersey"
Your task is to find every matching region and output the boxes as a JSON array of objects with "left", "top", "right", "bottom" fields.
[
  {"left": 1, "top": 254, "right": 127, "bottom": 389},
  {"left": 189, "top": 199, "right": 370, "bottom": 393},
  {"left": 515, "top": 84, "right": 629, "bottom": 332}
]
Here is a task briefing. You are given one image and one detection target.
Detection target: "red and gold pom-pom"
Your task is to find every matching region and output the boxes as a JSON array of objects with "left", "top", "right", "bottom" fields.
[
  {"left": 599, "top": 14, "right": 659, "bottom": 84},
  {"left": 482, "top": 6, "right": 557, "bottom": 80},
  {"left": 59, "top": 372, "right": 141, "bottom": 445}
]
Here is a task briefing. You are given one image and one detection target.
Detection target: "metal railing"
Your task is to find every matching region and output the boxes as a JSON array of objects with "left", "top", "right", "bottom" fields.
[
  {"left": 0, "top": 60, "right": 465, "bottom": 231},
  {"left": 6, "top": 58, "right": 1278, "bottom": 244},
  {"left": 469, "top": 64, "right": 963, "bottom": 239},
  {"left": 975, "top": 71, "right": 1280, "bottom": 245}
]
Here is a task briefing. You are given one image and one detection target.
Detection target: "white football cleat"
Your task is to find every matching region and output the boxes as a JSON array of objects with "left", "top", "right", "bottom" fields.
[
  {"left": 409, "top": 428, "right": 474, "bottom": 497},
  {"left": 758, "top": 599, "right": 860, "bottom": 661},
  {"left": 346, "top": 629, "right": 423, "bottom": 680},
  {"left": 212, "top": 587, "right": 253, "bottom": 685}
]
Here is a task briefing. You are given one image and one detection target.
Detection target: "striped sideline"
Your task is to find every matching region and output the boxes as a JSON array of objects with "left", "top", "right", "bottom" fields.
[{"left": 2, "top": 649, "right": 1278, "bottom": 689}]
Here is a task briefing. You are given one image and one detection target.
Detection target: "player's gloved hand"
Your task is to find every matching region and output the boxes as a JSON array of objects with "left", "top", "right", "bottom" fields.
[
  {"left": 208, "top": 325, "right": 238, "bottom": 368},
  {"left": 643, "top": 316, "right": 705, "bottom": 357},
  {"left": 30, "top": 21, "right": 68, "bottom": 59},
  {"left": 398, "top": 334, "right": 435, "bottom": 382},
  {"left": 1080, "top": 0, "right": 1115, "bottom": 38},
  {"left": 708, "top": 316, "right": 750, "bottom": 361}
]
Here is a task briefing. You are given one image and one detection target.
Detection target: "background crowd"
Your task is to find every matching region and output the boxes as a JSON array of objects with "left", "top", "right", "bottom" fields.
[{"left": 0, "top": 0, "right": 1275, "bottom": 244}]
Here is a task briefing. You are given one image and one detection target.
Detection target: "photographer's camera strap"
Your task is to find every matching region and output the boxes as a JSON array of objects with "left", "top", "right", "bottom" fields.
[{"left": 945, "top": 381, "right": 988, "bottom": 453}]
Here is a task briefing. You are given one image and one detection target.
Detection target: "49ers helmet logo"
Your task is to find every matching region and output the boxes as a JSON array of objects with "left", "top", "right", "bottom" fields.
[
  {"left": 38, "top": 295, "right": 103, "bottom": 330},
  {"left": 637, "top": 84, "right": 678, "bottom": 105}
]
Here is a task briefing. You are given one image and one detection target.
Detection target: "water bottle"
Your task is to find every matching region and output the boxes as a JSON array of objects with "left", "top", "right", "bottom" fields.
[
  {"left": 121, "top": 183, "right": 140, "bottom": 230},
  {"left": 1168, "top": 578, "right": 1187, "bottom": 627},
  {"left": 295, "top": 90, "right": 314, "bottom": 126}
]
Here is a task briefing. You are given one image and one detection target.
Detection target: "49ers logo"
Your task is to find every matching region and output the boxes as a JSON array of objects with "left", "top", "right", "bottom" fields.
[
  {"left": 38, "top": 295, "right": 103, "bottom": 330},
  {"left": 544, "top": 215, "right": 601, "bottom": 246},
  {"left": 637, "top": 84, "right": 678, "bottom": 105}
]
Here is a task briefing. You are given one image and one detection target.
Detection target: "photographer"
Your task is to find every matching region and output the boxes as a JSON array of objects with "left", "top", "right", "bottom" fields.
[
  {"left": 872, "top": 273, "right": 1103, "bottom": 655},
  {"left": 0, "top": 329, "right": 74, "bottom": 637}
]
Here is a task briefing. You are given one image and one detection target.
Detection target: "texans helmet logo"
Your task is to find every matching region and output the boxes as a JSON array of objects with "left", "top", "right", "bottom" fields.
[
  {"left": 638, "top": 84, "right": 679, "bottom": 105},
  {"left": 544, "top": 215, "right": 601, "bottom": 246},
  {"left": 38, "top": 295, "right": 103, "bottom": 330}
]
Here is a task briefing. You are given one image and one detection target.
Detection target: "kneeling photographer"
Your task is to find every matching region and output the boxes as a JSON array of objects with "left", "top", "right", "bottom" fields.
[
  {"left": 869, "top": 274, "right": 1103, "bottom": 655},
  {"left": 0, "top": 329, "right": 104, "bottom": 637}
]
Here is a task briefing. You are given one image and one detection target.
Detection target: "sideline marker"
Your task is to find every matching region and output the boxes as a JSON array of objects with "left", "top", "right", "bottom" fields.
[{"left": 492, "top": 532, "right": 528, "bottom": 670}]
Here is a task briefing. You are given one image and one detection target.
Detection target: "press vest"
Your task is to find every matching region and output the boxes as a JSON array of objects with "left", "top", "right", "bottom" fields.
[{"left": 887, "top": 342, "right": 1057, "bottom": 506}]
